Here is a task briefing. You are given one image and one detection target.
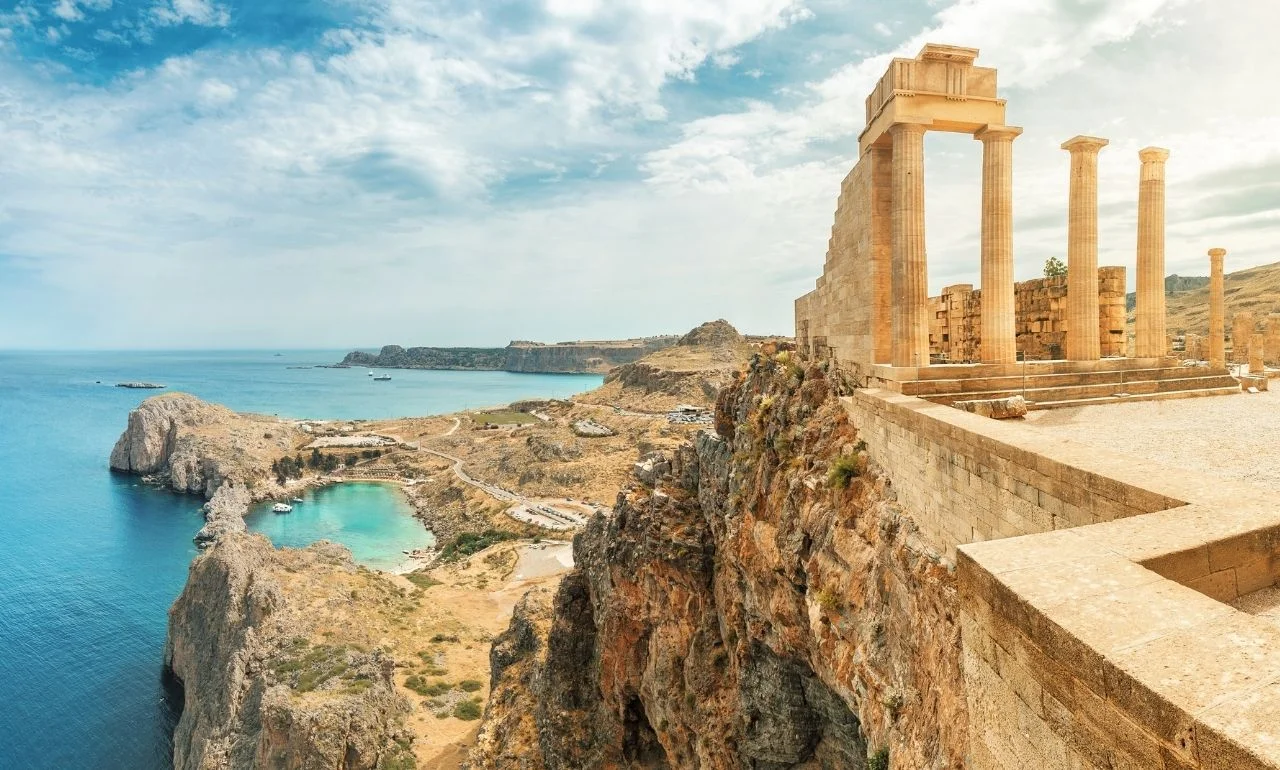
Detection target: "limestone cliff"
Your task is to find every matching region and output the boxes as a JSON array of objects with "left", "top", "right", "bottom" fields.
[
  {"left": 110, "top": 393, "right": 299, "bottom": 498},
  {"left": 469, "top": 351, "right": 965, "bottom": 769},
  {"left": 341, "top": 337, "right": 679, "bottom": 375},
  {"left": 166, "top": 533, "right": 415, "bottom": 770},
  {"left": 585, "top": 320, "right": 753, "bottom": 410}
]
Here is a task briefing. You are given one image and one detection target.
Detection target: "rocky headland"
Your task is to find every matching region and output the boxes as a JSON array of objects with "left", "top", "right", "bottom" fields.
[{"left": 342, "top": 335, "right": 679, "bottom": 375}]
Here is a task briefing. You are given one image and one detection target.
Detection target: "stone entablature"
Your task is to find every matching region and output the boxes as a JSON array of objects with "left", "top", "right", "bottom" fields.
[{"left": 928, "top": 268, "right": 1126, "bottom": 363}]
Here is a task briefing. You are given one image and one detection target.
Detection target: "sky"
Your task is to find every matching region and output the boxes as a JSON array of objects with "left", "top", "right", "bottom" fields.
[{"left": 0, "top": 0, "right": 1277, "bottom": 349}]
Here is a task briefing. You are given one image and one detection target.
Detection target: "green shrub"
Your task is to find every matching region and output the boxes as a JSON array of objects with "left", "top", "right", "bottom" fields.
[
  {"left": 406, "top": 573, "right": 442, "bottom": 589},
  {"left": 827, "top": 454, "right": 863, "bottom": 489},
  {"left": 439, "top": 529, "right": 519, "bottom": 561},
  {"left": 458, "top": 679, "right": 483, "bottom": 692},
  {"left": 868, "top": 747, "right": 889, "bottom": 770},
  {"left": 430, "top": 633, "right": 460, "bottom": 643},
  {"left": 452, "top": 699, "right": 483, "bottom": 720}
]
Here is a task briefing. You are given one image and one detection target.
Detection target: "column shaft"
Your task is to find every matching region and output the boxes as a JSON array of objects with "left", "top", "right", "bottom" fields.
[
  {"left": 1209, "top": 249, "right": 1226, "bottom": 368},
  {"left": 1062, "top": 136, "right": 1108, "bottom": 361},
  {"left": 870, "top": 146, "right": 894, "bottom": 364},
  {"left": 891, "top": 124, "right": 929, "bottom": 368},
  {"left": 977, "top": 126, "right": 1022, "bottom": 364},
  {"left": 1135, "top": 148, "right": 1170, "bottom": 358}
]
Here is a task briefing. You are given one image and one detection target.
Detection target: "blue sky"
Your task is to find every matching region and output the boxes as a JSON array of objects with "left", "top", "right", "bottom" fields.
[{"left": 1, "top": 0, "right": 1278, "bottom": 349}]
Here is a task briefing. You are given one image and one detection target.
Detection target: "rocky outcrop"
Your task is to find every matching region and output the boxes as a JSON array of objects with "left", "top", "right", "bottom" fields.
[
  {"left": 110, "top": 393, "right": 299, "bottom": 499},
  {"left": 341, "top": 337, "right": 679, "bottom": 375},
  {"left": 595, "top": 321, "right": 749, "bottom": 408},
  {"left": 470, "top": 353, "right": 965, "bottom": 769},
  {"left": 166, "top": 533, "right": 415, "bottom": 770}
]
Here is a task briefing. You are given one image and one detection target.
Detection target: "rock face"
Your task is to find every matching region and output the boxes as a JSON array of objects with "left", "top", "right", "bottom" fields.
[
  {"left": 340, "top": 337, "right": 680, "bottom": 375},
  {"left": 110, "top": 393, "right": 298, "bottom": 498},
  {"left": 166, "top": 533, "right": 415, "bottom": 770},
  {"left": 594, "top": 321, "right": 751, "bottom": 410},
  {"left": 469, "top": 354, "right": 966, "bottom": 768}
]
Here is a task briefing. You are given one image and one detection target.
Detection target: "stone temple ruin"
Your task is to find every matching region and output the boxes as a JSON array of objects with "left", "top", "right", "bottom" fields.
[
  {"left": 796, "top": 45, "right": 1280, "bottom": 770},
  {"left": 795, "top": 43, "right": 1239, "bottom": 409}
]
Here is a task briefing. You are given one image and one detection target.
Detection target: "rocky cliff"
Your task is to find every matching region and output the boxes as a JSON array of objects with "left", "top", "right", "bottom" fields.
[
  {"left": 166, "top": 533, "right": 415, "bottom": 770},
  {"left": 110, "top": 393, "right": 299, "bottom": 498},
  {"left": 341, "top": 336, "right": 679, "bottom": 375},
  {"left": 469, "top": 350, "right": 965, "bottom": 769},
  {"left": 585, "top": 320, "right": 754, "bottom": 410}
]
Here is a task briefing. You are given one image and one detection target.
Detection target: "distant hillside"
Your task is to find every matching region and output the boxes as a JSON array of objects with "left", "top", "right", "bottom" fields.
[
  {"left": 1163, "top": 261, "right": 1280, "bottom": 335},
  {"left": 340, "top": 336, "right": 680, "bottom": 374},
  {"left": 1124, "top": 274, "right": 1210, "bottom": 312}
]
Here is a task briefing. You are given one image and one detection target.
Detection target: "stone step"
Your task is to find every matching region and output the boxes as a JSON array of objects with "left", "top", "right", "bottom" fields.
[
  {"left": 1029, "top": 385, "right": 1244, "bottom": 410},
  {"left": 903, "top": 366, "right": 1233, "bottom": 397},
  {"left": 923, "top": 374, "right": 1241, "bottom": 406}
]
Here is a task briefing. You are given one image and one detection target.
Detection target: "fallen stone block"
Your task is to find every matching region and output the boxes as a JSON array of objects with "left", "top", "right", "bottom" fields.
[{"left": 953, "top": 395, "right": 1028, "bottom": 419}]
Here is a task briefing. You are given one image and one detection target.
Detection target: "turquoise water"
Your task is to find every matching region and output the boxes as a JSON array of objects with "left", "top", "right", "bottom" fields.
[
  {"left": 245, "top": 483, "right": 434, "bottom": 572},
  {"left": 0, "top": 351, "right": 600, "bottom": 769}
]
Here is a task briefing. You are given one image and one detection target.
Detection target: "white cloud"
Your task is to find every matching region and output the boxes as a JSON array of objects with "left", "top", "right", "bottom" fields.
[
  {"left": 873, "top": 21, "right": 892, "bottom": 36},
  {"left": 2, "top": 0, "right": 1280, "bottom": 348},
  {"left": 151, "top": 0, "right": 230, "bottom": 28}
]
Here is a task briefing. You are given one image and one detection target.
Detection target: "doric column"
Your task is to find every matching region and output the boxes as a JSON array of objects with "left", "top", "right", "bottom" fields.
[
  {"left": 1208, "top": 248, "right": 1226, "bottom": 368},
  {"left": 891, "top": 122, "right": 930, "bottom": 368},
  {"left": 976, "top": 125, "right": 1023, "bottom": 364},
  {"left": 1135, "top": 147, "right": 1171, "bottom": 358},
  {"left": 869, "top": 145, "right": 894, "bottom": 364},
  {"left": 1062, "top": 136, "right": 1108, "bottom": 361}
]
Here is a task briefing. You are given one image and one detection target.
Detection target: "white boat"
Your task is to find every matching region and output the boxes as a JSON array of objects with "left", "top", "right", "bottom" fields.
[
  {"left": 368, "top": 371, "right": 374, "bottom": 376},
  {"left": 272, "top": 503, "right": 293, "bottom": 513},
  {"left": 290, "top": 497, "right": 304, "bottom": 504}
]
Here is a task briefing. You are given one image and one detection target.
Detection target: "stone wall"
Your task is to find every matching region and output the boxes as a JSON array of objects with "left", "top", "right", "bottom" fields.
[
  {"left": 843, "top": 389, "right": 1180, "bottom": 563},
  {"left": 927, "top": 268, "right": 1127, "bottom": 363}
]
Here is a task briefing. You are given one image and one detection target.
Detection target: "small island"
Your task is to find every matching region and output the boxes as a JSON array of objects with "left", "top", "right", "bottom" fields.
[{"left": 116, "top": 382, "right": 166, "bottom": 389}]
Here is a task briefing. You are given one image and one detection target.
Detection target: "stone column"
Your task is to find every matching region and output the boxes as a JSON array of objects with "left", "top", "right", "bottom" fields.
[
  {"left": 1208, "top": 248, "right": 1226, "bottom": 368},
  {"left": 1250, "top": 333, "right": 1265, "bottom": 374},
  {"left": 1062, "top": 136, "right": 1109, "bottom": 361},
  {"left": 870, "top": 145, "right": 894, "bottom": 364},
  {"left": 1135, "top": 148, "right": 1170, "bottom": 358},
  {"left": 976, "top": 125, "right": 1023, "bottom": 364},
  {"left": 891, "top": 122, "right": 930, "bottom": 368}
]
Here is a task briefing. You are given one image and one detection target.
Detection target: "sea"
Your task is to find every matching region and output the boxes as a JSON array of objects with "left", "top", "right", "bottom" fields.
[{"left": 0, "top": 351, "right": 602, "bottom": 770}]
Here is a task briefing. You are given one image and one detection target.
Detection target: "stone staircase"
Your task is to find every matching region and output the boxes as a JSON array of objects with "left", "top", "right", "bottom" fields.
[{"left": 898, "top": 363, "right": 1241, "bottom": 411}]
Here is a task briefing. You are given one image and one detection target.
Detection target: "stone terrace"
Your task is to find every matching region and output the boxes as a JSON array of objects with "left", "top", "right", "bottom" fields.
[{"left": 842, "top": 388, "right": 1280, "bottom": 768}]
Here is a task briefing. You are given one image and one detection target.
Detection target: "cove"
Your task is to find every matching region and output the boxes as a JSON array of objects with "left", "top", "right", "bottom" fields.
[{"left": 244, "top": 482, "right": 433, "bottom": 573}]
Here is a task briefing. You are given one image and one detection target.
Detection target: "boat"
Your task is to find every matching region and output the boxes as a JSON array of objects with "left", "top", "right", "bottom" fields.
[
  {"left": 272, "top": 503, "right": 293, "bottom": 513},
  {"left": 373, "top": 375, "right": 392, "bottom": 381},
  {"left": 290, "top": 497, "right": 304, "bottom": 504},
  {"left": 368, "top": 371, "right": 374, "bottom": 376}
]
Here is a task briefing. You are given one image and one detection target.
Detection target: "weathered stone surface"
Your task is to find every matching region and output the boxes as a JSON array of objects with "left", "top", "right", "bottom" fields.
[
  {"left": 470, "top": 355, "right": 965, "bottom": 769},
  {"left": 953, "top": 395, "right": 1028, "bottom": 419},
  {"left": 166, "top": 533, "right": 414, "bottom": 770},
  {"left": 110, "top": 393, "right": 299, "bottom": 498}
]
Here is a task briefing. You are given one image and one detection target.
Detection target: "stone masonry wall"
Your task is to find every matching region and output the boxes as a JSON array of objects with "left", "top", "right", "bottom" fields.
[
  {"left": 929, "top": 268, "right": 1127, "bottom": 363},
  {"left": 843, "top": 387, "right": 1179, "bottom": 564}
]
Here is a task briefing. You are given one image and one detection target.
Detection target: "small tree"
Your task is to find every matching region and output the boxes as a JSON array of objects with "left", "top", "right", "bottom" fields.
[{"left": 1044, "top": 256, "right": 1067, "bottom": 278}]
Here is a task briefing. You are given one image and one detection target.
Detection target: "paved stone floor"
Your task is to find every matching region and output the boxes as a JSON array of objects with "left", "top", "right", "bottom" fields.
[{"left": 1019, "top": 389, "right": 1280, "bottom": 494}]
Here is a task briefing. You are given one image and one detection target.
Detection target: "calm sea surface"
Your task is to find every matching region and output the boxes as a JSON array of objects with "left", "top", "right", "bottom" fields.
[{"left": 0, "top": 351, "right": 601, "bottom": 769}]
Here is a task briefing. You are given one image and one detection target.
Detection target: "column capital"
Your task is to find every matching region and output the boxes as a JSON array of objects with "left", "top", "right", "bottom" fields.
[
  {"left": 1209, "top": 247, "right": 1227, "bottom": 258},
  {"left": 1061, "top": 135, "right": 1109, "bottom": 154},
  {"left": 889, "top": 118, "right": 932, "bottom": 137},
  {"left": 974, "top": 124, "right": 1023, "bottom": 143},
  {"left": 1139, "top": 146, "right": 1170, "bottom": 164}
]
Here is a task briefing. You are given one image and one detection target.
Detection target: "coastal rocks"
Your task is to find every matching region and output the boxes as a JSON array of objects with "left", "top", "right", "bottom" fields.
[
  {"left": 470, "top": 354, "right": 966, "bottom": 769},
  {"left": 110, "top": 393, "right": 300, "bottom": 498},
  {"left": 166, "top": 533, "right": 414, "bottom": 770},
  {"left": 194, "top": 484, "right": 251, "bottom": 547}
]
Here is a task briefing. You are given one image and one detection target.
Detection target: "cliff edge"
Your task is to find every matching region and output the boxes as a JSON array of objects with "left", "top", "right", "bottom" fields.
[
  {"left": 469, "top": 349, "right": 965, "bottom": 768},
  {"left": 166, "top": 532, "right": 415, "bottom": 770}
]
